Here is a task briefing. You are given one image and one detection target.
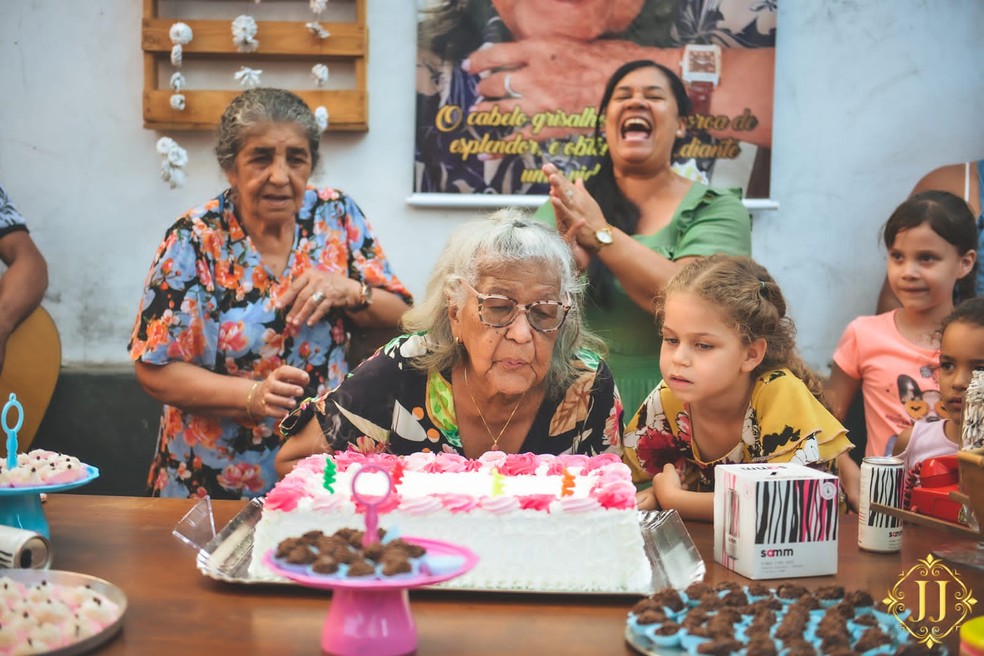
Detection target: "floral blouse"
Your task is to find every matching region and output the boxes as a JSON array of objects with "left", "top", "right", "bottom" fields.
[
  {"left": 281, "top": 333, "right": 624, "bottom": 457},
  {"left": 624, "top": 369, "right": 852, "bottom": 490},
  {"left": 128, "top": 187, "right": 412, "bottom": 499}
]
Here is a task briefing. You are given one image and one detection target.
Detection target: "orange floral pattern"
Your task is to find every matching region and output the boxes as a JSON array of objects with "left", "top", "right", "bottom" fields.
[{"left": 129, "top": 187, "right": 411, "bottom": 499}]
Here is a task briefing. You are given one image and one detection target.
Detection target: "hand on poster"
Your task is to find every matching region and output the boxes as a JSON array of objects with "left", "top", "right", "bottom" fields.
[{"left": 464, "top": 38, "right": 653, "bottom": 142}]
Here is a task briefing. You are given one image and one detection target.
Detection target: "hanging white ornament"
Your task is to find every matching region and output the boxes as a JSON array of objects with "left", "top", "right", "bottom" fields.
[
  {"left": 156, "top": 137, "right": 189, "bottom": 189},
  {"left": 235, "top": 67, "right": 263, "bottom": 89},
  {"left": 232, "top": 16, "right": 260, "bottom": 53},
  {"left": 315, "top": 106, "right": 329, "bottom": 133},
  {"left": 170, "top": 72, "right": 186, "bottom": 92},
  {"left": 311, "top": 64, "right": 330, "bottom": 88},
  {"left": 170, "top": 94, "right": 186, "bottom": 111},
  {"left": 169, "top": 22, "right": 193, "bottom": 46},
  {"left": 306, "top": 22, "right": 330, "bottom": 39},
  {"left": 170, "top": 45, "right": 183, "bottom": 67},
  {"left": 310, "top": 0, "right": 328, "bottom": 15}
]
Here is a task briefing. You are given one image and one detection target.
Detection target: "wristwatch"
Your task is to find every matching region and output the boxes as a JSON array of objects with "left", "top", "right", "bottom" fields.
[
  {"left": 593, "top": 225, "right": 614, "bottom": 250},
  {"left": 349, "top": 280, "right": 374, "bottom": 312},
  {"left": 680, "top": 44, "right": 721, "bottom": 116}
]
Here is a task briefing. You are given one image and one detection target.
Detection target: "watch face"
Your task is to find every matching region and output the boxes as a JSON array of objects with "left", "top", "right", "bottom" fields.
[
  {"left": 689, "top": 50, "right": 716, "bottom": 73},
  {"left": 595, "top": 228, "right": 614, "bottom": 245}
]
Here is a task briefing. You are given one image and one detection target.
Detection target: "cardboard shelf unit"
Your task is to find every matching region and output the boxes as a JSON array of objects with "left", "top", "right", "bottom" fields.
[{"left": 141, "top": 0, "right": 367, "bottom": 131}]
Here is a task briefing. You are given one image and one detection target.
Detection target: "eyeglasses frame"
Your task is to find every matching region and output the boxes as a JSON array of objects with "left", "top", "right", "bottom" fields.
[{"left": 459, "top": 280, "right": 572, "bottom": 333}]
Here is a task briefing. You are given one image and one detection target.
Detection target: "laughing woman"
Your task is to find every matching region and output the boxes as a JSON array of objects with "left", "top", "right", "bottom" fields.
[
  {"left": 129, "top": 89, "right": 412, "bottom": 499},
  {"left": 536, "top": 60, "right": 752, "bottom": 428}
]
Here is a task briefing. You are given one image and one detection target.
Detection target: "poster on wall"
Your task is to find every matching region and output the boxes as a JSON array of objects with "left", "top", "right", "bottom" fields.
[{"left": 413, "top": 0, "right": 776, "bottom": 202}]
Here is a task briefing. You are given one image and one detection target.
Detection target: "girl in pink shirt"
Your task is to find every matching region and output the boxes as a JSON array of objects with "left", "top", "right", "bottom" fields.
[{"left": 827, "top": 191, "right": 977, "bottom": 458}]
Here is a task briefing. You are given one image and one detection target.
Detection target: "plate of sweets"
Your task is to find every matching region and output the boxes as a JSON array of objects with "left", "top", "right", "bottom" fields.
[
  {"left": 263, "top": 463, "right": 478, "bottom": 656},
  {"left": 0, "top": 568, "right": 127, "bottom": 656},
  {"left": 624, "top": 581, "right": 943, "bottom": 656},
  {"left": 0, "top": 394, "right": 99, "bottom": 537}
]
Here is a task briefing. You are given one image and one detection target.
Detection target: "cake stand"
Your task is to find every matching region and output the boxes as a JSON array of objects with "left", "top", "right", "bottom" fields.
[
  {"left": 265, "top": 537, "right": 478, "bottom": 656},
  {"left": 264, "top": 461, "right": 478, "bottom": 656},
  {"left": 0, "top": 465, "right": 100, "bottom": 538}
]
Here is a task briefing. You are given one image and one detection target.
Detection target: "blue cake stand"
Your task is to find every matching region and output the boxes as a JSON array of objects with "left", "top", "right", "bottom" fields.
[{"left": 0, "top": 465, "right": 100, "bottom": 537}]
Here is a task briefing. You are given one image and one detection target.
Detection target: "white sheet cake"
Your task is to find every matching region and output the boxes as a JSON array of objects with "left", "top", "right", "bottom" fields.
[{"left": 249, "top": 451, "right": 652, "bottom": 593}]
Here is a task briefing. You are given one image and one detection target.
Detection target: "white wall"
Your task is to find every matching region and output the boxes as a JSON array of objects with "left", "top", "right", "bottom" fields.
[{"left": 1, "top": 1, "right": 982, "bottom": 370}]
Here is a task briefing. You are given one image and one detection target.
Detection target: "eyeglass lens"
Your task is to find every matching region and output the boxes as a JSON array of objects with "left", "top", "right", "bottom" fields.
[{"left": 480, "top": 297, "right": 565, "bottom": 331}]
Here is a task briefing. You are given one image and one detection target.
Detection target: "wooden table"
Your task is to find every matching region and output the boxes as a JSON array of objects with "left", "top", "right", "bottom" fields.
[{"left": 37, "top": 495, "right": 984, "bottom": 655}]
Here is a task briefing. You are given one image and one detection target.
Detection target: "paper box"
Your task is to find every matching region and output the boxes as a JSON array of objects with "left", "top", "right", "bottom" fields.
[{"left": 714, "top": 463, "right": 839, "bottom": 580}]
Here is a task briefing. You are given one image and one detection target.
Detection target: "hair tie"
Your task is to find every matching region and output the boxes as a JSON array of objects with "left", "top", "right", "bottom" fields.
[{"left": 759, "top": 281, "right": 766, "bottom": 293}]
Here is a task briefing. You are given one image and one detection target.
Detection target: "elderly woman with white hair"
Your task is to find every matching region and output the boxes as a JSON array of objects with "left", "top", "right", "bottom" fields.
[{"left": 276, "top": 209, "right": 623, "bottom": 473}]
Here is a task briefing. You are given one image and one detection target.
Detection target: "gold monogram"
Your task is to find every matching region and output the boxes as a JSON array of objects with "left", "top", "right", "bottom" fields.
[{"left": 883, "top": 554, "right": 978, "bottom": 647}]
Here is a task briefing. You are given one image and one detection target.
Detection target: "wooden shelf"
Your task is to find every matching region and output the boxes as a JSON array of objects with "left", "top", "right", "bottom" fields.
[{"left": 142, "top": 0, "right": 367, "bottom": 131}]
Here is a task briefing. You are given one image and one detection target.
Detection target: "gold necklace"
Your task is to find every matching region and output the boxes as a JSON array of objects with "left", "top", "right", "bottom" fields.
[{"left": 462, "top": 366, "right": 528, "bottom": 451}]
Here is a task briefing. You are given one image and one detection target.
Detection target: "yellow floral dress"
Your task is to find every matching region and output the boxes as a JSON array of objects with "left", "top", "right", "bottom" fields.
[{"left": 624, "top": 369, "right": 853, "bottom": 490}]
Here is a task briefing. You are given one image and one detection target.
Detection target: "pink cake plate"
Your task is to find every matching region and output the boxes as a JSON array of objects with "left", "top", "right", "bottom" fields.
[{"left": 264, "top": 537, "right": 478, "bottom": 656}]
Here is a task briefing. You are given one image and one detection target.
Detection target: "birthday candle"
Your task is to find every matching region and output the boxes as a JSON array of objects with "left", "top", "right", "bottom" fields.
[
  {"left": 491, "top": 468, "right": 504, "bottom": 497},
  {"left": 561, "top": 468, "right": 575, "bottom": 497},
  {"left": 322, "top": 458, "right": 337, "bottom": 493}
]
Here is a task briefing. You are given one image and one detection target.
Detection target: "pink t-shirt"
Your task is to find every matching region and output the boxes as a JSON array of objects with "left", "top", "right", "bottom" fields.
[{"left": 833, "top": 310, "right": 940, "bottom": 457}]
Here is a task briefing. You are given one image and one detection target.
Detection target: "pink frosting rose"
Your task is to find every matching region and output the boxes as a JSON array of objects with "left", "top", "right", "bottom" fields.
[
  {"left": 517, "top": 494, "right": 555, "bottom": 512},
  {"left": 435, "top": 493, "right": 480, "bottom": 513},
  {"left": 477, "top": 451, "right": 508, "bottom": 471},
  {"left": 593, "top": 481, "right": 637, "bottom": 510},
  {"left": 584, "top": 453, "right": 622, "bottom": 472},
  {"left": 403, "top": 452, "right": 436, "bottom": 472},
  {"left": 499, "top": 453, "right": 541, "bottom": 476},
  {"left": 478, "top": 496, "right": 522, "bottom": 513},
  {"left": 264, "top": 477, "right": 312, "bottom": 511}
]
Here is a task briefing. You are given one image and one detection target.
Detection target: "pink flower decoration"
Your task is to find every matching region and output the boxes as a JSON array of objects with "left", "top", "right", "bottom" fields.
[
  {"left": 517, "top": 494, "right": 555, "bottom": 512},
  {"left": 264, "top": 477, "right": 311, "bottom": 511},
  {"left": 499, "top": 453, "right": 540, "bottom": 476},
  {"left": 354, "top": 491, "right": 401, "bottom": 515},
  {"left": 555, "top": 453, "right": 590, "bottom": 470},
  {"left": 584, "top": 453, "right": 622, "bottom": 471},
  {"left": 434, "top": 493, "right": 479, "bottom": 513},
  {"left": 594, "top": 481, "right": 637, "bottom": 510}
]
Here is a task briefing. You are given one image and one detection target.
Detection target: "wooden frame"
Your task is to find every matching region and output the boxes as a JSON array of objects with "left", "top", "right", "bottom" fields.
[{"left": 141, "top": 0, "right": 367, "bottom": 131}]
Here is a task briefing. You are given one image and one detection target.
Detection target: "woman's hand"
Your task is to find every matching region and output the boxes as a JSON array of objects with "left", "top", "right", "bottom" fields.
[
  {"left": 466, "top": 38, "right": 653, "bottom": 142},
  {"left": 279, "top": 269, "right": 363, "bottom": 329},
  {"left": 247, "top": 365, "right": 311, "bottom": 421},
  {"left": 543, "top": 163, "right": 607, "bottom": 268}
]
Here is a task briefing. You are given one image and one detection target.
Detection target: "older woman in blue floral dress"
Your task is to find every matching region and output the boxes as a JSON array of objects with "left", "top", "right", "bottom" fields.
[{"left": 128, "top": 89, "right": 412, "bottom": 499}]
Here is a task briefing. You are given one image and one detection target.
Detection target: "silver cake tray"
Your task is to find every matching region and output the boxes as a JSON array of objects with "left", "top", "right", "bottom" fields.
[{"left": 195, "top": 497, "right": 705, "bottom": 595}]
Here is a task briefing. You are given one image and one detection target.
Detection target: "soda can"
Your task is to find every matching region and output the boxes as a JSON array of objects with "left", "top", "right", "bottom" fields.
[
  {"left": 0, "top": 525, "right": 51, "bottom": 569},
  {"left": 858, "top": 456, "right": 905, "bottom": 552}
]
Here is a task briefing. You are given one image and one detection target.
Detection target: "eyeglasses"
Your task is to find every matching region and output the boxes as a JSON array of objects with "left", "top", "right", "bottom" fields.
[{"left": 460, "top": 280, "right": 571, "bottom": 333}]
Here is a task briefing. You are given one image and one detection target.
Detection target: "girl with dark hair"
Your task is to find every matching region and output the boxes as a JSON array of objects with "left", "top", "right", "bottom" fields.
[
  {"left": 536, "top": 60, "right": 751, "bottom": 421},
  {"left": 827, "top": 190, "right": 978, "bottom": 459}
]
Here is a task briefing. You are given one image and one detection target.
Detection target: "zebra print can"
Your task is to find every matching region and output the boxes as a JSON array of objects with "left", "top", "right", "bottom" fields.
[{"left": 858, "top": 456, "right": 905, "bottom": 552}]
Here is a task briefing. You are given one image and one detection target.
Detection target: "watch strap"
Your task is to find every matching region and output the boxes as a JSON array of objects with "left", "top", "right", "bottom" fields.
[{"left": 688, "top": 81, "right": 714, "bottom": 116}]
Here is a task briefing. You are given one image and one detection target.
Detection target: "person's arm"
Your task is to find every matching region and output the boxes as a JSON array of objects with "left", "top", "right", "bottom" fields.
[
  {"left": 0, "top": 230, "right": 48, "bottom": 373},
  {"left": 545, "top": 166, "right": 749, "bottom": 313},
  {"left": 875, "top": 277, "right": 901, "bottom": 314},
  {"left": 275, "top": 416, "right": 330, "bottom": 478},
  {"left": 134, "top": 360, "right": 310, "bottom": 421},
  {"left": 651, "top": 463, "right": 714, "bottom": 521},
  {"left": 466, "top": 41, "right": 774, "bottom": 147},
  {"left": 824, "top": 363, "right": 862, "bottom": 423},
  {"left": 892, "top": 426, "right": 913, "bottom": 457},
  {"left": 837, "top": 452, "right": 861, "bottom": 513}
]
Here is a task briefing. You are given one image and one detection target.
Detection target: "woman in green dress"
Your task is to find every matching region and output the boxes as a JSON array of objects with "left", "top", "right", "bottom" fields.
[{"left": 535, "top": 60, "right": 751, "bottom": 426}]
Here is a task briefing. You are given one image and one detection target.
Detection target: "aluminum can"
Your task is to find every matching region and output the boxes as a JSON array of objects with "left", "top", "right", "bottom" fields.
[
  {"left": 0, "top": 524, "right": 51, "bottom": 569},
  {"left": 858, "top": 456, "right": 905, "bottom": 552}
]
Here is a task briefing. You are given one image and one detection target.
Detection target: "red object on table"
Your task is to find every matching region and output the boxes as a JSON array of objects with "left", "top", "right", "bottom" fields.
[{"left": 910, "top": 455, "right": 964, "bottom": 523}]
